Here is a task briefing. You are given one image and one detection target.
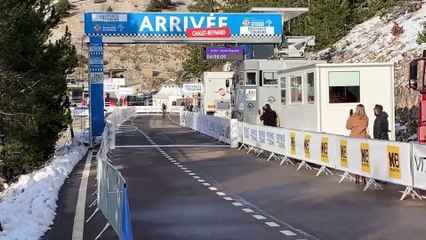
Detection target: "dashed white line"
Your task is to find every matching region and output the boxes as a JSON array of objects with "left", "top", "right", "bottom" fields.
[
  {"left": 197, "top": 179, "right": 205, "bottom": 182},
  {"left": 280, "top": 230, "right": 297, "bottom": 236},
  {"left": 232, "top": 202, "right": 243, "bottom": 206},
  {"left": 181, "top": 167, "right": 187, "bottom": 170},
  {"left": 265, "top": 222, "right": 280, "bottom": 227},
  {"left": 242, "top": 208, "right": 254, "bottom": 213},
  {"left": 184, "top": 170, "right": 191, "bottom": 173},
  {"left": 188, "top": 173, "right": 196, "bottom": 176},
  {"left": 216, "top": 192, "right": 226, "bottom": 196},
  {"left": 193, "top": 176, "right": 200, "bottom": 179},
  {"left": 223, "top": 197, "right": 233, "bottom": 201},
  {"left": 209, "top": 187, "right": 218, "bottom": 191},
  {"left": 202, "top": 183, "right": 211, "bottom": 186},
  {"left": 252, "top": 215, "right": 267, "bottom": 220}
]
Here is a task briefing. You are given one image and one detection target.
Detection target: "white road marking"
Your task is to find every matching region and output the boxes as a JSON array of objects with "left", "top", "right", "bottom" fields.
[
  {"left": 203, "top": 183, "right": 211, "bottom": 186},
  {"left": 265, "top": 222, "right": 280, "bottom": 227},
  {"left": 197, "top": 179, "right": 205, "bottom": 182},
  {"left": 181, "top": 167, "right": 187, "bottom": 170},
  {"left": 116, "top": 144, "right": 230, "bottom": 148},
  {"left": 216, "top": 192, "right": 226, "bottom": 196},
  {"left": 232, "top": 202, "right": 243, "bottom": 206},
  {"left": 184, "top": 170, "right": 191, "bottom": 173},
  {"left": 71, "top": 151, "right": 92, "bottom": 240},
  {"left": 177, "top": 164, "right": 183, "bottom": 167},
  {"left": 280, "top": 230, "right": 297, "bottom": 236},
  {"left": 193, "top": 176, "right": 200, "bottom": 179},
  {"left": 223, "top": 197, "right": 233, "bottom": 201},
  {"left": 188, "top": 173, "right": 196, "bottom": 176},
  {"left": 242, "top": 208, "right": 254, "bottom": 213},
  {"left": 252, "top": 215, "right": 267, "bottom": 220},
  {"left": 209, "top": 187, "right": 218, "bottom": 191}
]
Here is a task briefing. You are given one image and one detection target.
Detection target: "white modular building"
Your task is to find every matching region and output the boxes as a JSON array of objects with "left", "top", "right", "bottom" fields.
[
  {"left": 232, "top": 59, "right": 325, "bottom": 124},
  {"left": 277, "top": 63, "right": 395, "bottom": 139},
  {"left": 201, "top": 72, "right": 235, "bottom": 118}
]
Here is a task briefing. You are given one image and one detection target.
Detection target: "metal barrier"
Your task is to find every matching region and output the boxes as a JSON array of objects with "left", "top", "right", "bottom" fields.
[
  {"left": 179, "top": 112, "right": 426, "bottom": 201},
  {"left": 180, "top": 111, "right": 239, "bottom": 148},
  {"left": 236, "top": 122, "right": 424, "bottom": 200},
  {"left": 135, "top": 106, "right": 184, "bottom": 114},
  {"left": 87, "top": 108, "right": 135, "bottom": 240}
]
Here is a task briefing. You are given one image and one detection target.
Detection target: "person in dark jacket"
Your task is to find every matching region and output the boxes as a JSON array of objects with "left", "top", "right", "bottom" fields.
[
  {"left": 373, "top": 104, "right": 389, "bottom": 140},
  {"left": 260, "top": 104, "right": 277, "bottom": 127}
]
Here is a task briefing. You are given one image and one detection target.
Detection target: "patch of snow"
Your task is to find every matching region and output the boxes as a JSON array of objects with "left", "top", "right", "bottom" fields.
[
  {"left": 408, "top": 134, "right": 418, "bottom": 141},
  {"left": 0, "top": 144, "right": 88, "bottom": 240},
  {"left": 330, "top": 5, "right": 426, "bottom": 64},
  {"left": 396, "top": 124, "right": 407, "bottom": 132}
]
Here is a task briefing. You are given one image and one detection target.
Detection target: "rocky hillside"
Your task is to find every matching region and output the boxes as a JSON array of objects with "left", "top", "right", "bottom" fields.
[
  {"left": 313, "top": 2, "right": 426, "bottom": 141},
  {"left": 52, "top": 0, "right": 193, "bottom": 92}
]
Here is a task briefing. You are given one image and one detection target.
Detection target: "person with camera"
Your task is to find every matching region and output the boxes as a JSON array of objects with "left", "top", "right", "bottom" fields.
[
  {"left": 346, "top": 104, "right": 369, "bottom": 184},
  {"left": 259, "top": 104, "right": 277, "bottom": 127}
]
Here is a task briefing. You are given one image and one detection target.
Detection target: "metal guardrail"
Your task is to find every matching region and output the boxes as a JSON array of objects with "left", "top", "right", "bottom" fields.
[{"left": 87, "top": 109, "right": 135, "bottom": 240}]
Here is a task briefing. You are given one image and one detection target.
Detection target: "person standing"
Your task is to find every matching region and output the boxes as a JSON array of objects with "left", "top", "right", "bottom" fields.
[
  {"left": 162, "top": 103, "right": 167, "bottom": 119},
  {"left": 260, "top": 104, "right": 277, "bottom": 127},
  {"left": 346, "top": 104, "right": 369, "bottom": 184},
  {"left": 346, "top": 104, "right": 369, "bottom": 138},
  {"left": 373, "top": 104, "right": 389, "bottom": 140}
]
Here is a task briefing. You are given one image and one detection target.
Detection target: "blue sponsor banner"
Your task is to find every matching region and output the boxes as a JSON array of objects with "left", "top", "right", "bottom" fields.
[
  {"left": 89, "top": 36, "right": 105, "bottom": 137},
  {"left": 84, "top": 12, "right": 282, "bottom": 36}
]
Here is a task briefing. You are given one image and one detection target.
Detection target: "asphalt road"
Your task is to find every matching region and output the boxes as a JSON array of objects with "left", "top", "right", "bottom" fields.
[{"left": 46, "top": 114, "right": 426, "bottom": 240}]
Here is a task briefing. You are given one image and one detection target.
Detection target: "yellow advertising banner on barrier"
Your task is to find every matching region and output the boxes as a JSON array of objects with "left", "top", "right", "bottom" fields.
[
  {"left": 304, "top": 134, "right": 311, "bottom": 159},
  {"left": 361, "top": 143, "right": 370, "bottom": 173},
  {"left": 321, "top": 137, "right": 329, "bottom": 163},
  {"left": 290, "top": 132, "right": 296, "bottom": 155},
  {"left": 387, "top": 146, "right": 401, "bottom": 179},
  {"left": 340, "top": 140, "right": 348, "bottom": 168}
]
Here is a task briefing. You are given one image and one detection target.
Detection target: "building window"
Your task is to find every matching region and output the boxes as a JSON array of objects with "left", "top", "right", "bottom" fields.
[
  {"left": 290, "top": 76, "right": 302, "bottom": 103},
  {"left": 329, "top": 71, "right": 360, "bottom": 103},
  {"left": 307, "top": 72, "right": 315, "bottom": 104},
  {"left": 280, "top": 77, "right": 286, "bottom": 105},
  {"left": 263, "top": 72, "right": 278, "bottom": 86},
  {"left": 246, "top": 71, "right": 257, "bottom": 86}
]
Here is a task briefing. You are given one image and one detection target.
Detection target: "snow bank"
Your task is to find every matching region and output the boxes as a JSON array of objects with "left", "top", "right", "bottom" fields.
[{"left": 0, "top": 144, "right": 88, "bottom": 240}]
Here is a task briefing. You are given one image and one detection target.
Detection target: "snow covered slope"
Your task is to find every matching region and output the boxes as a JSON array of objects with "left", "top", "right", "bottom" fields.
[{"left": 317, "top": 2, "right": 426, "bottom": 109}]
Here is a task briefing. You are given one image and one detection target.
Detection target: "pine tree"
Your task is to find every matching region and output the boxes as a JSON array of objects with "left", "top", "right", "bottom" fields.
[
  {"left": 183, "top": 0, "right": 221, "bottom": 77},
  {"left": 182, "top": 46, "right": 215, "bottom": 78},
  {"left": 188, "top": 0, "right": 221, "bottom": 12},
  {"left": 0, "top": 0, "right": 77, "bottom": 182}
]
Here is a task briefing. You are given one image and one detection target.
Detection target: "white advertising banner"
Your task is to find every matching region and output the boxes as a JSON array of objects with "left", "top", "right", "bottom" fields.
[
  {"left": 287, "top": 130, "right": 336, "bottom": 169},
  {"left": 412, "top": 144, "right": 426, "bottom": 190},
  {"left": 135, "top": 106, "right": 162, "bottom": 113},
  {"left": 180, "top": 111, "right": 235, "bottom": 146},
  {"left": 118, "top": 87, "right": 133, "bottom": 96},
  {"left": 334, "top": 136, "right": 412, "bottom": 186},
  {"left": 257, "top": 125, "right": 287, "bottom": 156},
  {"left": 104, "top": 82, "right": 117, "bottom": 92},
  {"left": 183, "top": 83, "right": 203, "bottom": 93},
  {"left": 242, "top": 123, "right": 258, "bottom": 147},
  {"left": 238, "top": 121, "right": 244, "bottom": 143}
]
